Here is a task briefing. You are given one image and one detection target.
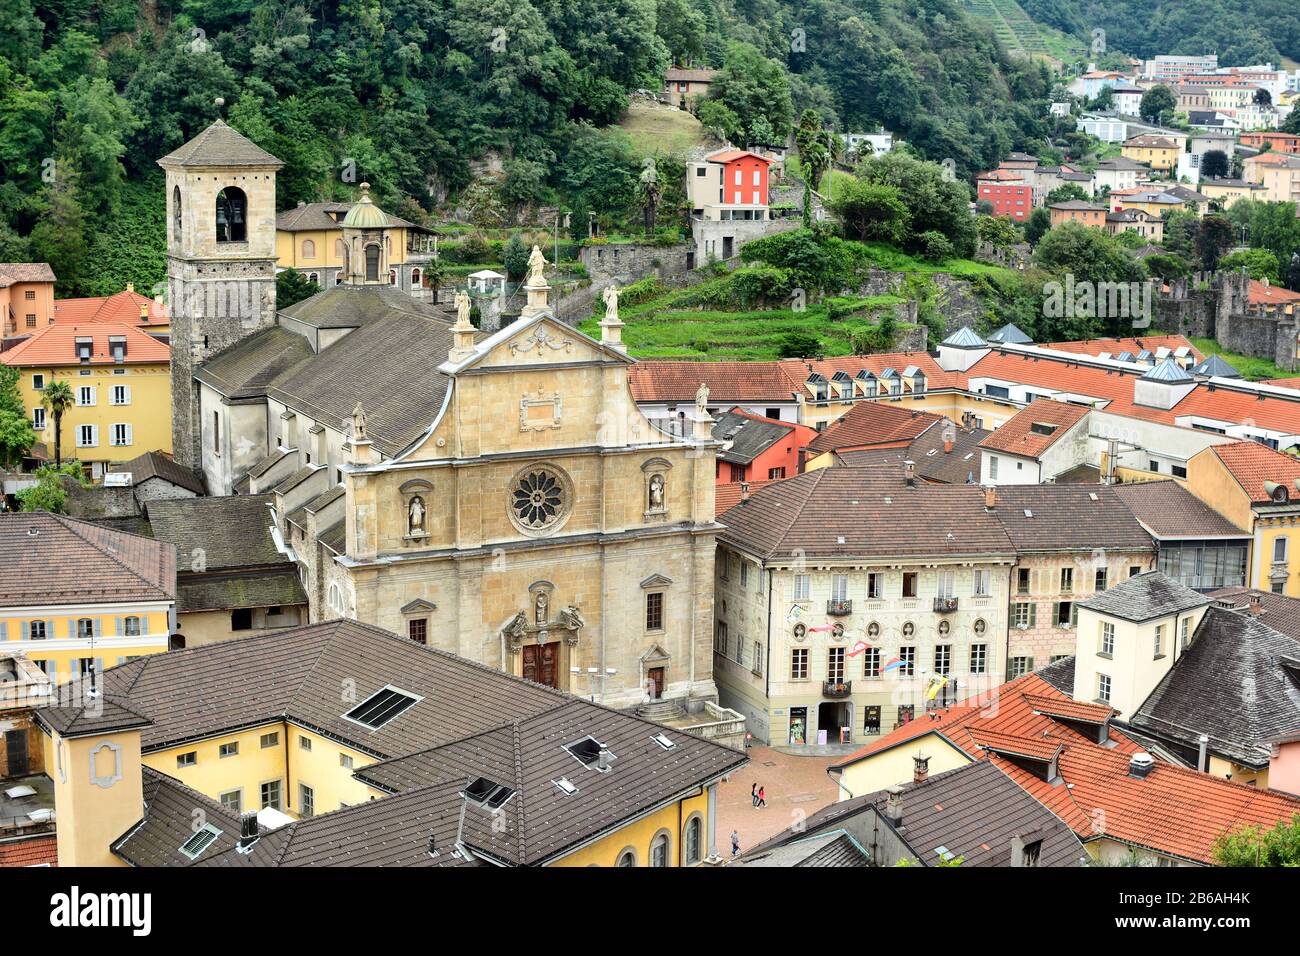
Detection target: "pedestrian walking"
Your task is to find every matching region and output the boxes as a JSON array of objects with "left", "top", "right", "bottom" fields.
[
  {"left": 751, "top": 783, "right": 758, "bottom": 808},
  {"left": 757, "top": 785, "right": 767, "bottom": 808},
  {"left": 730, "top": 829, "right": 740, "bottom": 857}
]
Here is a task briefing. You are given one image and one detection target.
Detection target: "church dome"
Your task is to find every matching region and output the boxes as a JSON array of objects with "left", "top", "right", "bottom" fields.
[{"left": 342, "top": 183, "right": 389, "bottom": 229}]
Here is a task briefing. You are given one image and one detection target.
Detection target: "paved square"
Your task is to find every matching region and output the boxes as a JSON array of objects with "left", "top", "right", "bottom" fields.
[{"left": 715, "top": 746, "right": 842, "bottom": 858}]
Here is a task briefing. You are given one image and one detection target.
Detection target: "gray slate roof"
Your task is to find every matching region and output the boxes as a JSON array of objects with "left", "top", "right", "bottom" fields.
[
  {"left": 1077, "top": 570, "right": 1211, "bottom": 623},
  {"left": 1132, "top": 605, "right": 1300, "bottom": 768},
  {"left": 111, "top": 451, "right": 206, "bottom": 495},
  {"left": 942, "top": 326, "right": 987, "bottom": 348},
  {"left": 712, "top": 409, "right": 795, "bottom": 465},
  {"left": 279, "top": 284, "right": 447, "bottom": 330},
  {"left": 1142, "top": 358, "right": 1193, "bottom": 382},
  {"left": 156, "top": 120, "right": 283, "bottom": 169},
  {"left": 836, "top": 422, "right": 989, "bottom": 485},
  {"left": 987, "top": 323, "right": 1032, "bottom": 345},
  {"left": 740, "top": 760, "right": 1084, "bottom": 867},
  {"left": 194, "top": 326, "right": 313, "bottom": 401},
  {"left": 731, "top": 829, "right": 871, "bottom": 867},
  {"left": 145, "top": 495, "right": 285, "bottom": 571},
  {"left": 1190, "top": 354, "right": 1241, "bottom": 378},
  {"left": 176, "top": 570, "right": 307, "bottom": 613}
]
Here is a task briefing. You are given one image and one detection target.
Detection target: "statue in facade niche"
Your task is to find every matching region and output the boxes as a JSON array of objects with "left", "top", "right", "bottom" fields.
[
  {"left": 534, "top": 589, "right": 549, "bottom": 625},
  {"left": 408, "top": 496, "right": 426, "bottom": 535},
  {"left": 648, "top": 473, "right": 665, "bottom": 510}
]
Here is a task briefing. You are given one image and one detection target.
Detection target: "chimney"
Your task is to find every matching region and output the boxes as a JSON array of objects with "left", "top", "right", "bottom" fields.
[
  {"left": 1010, "top": 834, "right": 1025, "bottom": 868},
  {"left": 1128, "top": 752, "right": 1155, "bottom": 779},
  {"left": 884, "top": 785, "right": 905, "bottom": 826},
  {"left": 984, "top": 486, "right": 997, "bottom": 511},
  {"left": 1197, "top": 734, "right": 1209, "bottom": 773},
  {"left": 125, "top": 282, "right": 134, "bottom": 293},
  {"left": 597, "top": 745, "right": 611, "bottom": 772},
  {"left": 238, "top": 811, "right": 259, "bottom": 850},
  {"left": 427, "top": 831, "right": 439, "bottom": 858},
  {"left": 944, "top": 437, "right": 954, "bottom": 454},
  {"left": 1249, "top": 593, "right": 1262, "bottom": 616},
  {"left": 913, "top": 754, "right": 930, "bottom": 785},
  {"left": 903, "top": 461, "right": 916, "bottom": 486},
  {"left": 740, "top": 480, "right": 751, "bottom": 502}
]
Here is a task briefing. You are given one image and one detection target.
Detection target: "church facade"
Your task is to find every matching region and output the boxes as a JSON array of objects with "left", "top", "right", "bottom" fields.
[{"left": 163, "top": 121, "right": 723, "bottom": 711}]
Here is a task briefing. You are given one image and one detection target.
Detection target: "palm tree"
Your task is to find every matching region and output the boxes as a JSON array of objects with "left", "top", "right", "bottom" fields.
[{"left": 41, "top": 380, "right": 74, "bottom": 468}]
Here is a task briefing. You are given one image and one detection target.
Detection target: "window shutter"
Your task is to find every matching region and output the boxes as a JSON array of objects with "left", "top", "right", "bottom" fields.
[
  {"left": 47, "top": 619, "right": 55, "bottom": 640},
  {"left": 1070, "top": 603, "right": 1079, "bottom": 626},
  {"left": 124, "top": 385, "right": 131, "bottom": 404},
  {"left": 93, "top": 618, "right": 102, "bottom": 637},
  {"left": 126, "top": 424, "right": 133, "bottom": 445},
  {"left": 1028, "top": 603, "right": 1037, "bottom": 627},
  {"left": 1052, "top": 602, "right": 1059, "bottom": 626},
  {"left": 66, "top": 619, "right": 75, "bottom": 638},
  {"left": 115, "top": 617, "right": 123, "bottom": 636},
  {"left": 19, "top": 621, "right": 26, "bottom": 640}
]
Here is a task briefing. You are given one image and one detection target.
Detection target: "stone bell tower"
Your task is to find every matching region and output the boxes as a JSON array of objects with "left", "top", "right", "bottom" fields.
[{"left": 158, "top": 118, "right": 283, "bottom": 466}]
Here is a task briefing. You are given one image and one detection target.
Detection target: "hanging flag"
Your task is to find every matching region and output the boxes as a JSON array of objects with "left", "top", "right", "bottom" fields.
[
  {"left": 847, "top": 640, "right": 873, "bottom": 657},
  {"left": 882, "top": 657, "right": 903, "bottom": 672},
  {"left": 926, "top": 675, "right": 949, "bottom": 701},
  {"left": 808, "top": 624, "right": 837, "bottom": 633},
  {"left": 785, "top": 605, "right": 806, "bottom": 626}
]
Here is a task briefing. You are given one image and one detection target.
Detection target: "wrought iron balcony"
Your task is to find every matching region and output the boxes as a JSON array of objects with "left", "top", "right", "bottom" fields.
[
  {"left": 933, "top": 596, "right": 959, "bottom": 613},
  {"left": 822, "top": 679, "right": 852, "bottom": 699},
  {"left": 826, "top": 599, "right": 853, "bottom": 616}
]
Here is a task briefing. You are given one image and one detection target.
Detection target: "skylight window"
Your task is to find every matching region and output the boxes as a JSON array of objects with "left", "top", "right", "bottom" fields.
[
  {"left": 651, "top": 732, "right": 676, "bottom": 751},
  {"left": 564, "top": 735, "right": 615, "bottom": 771},
  {"left": 553, "top": 777, "right": 579, "bottom": 796},
  {"left": 342, "top": 685, "right": 421, "bottom": 729},
  {"left": 179, "top": 824, "right": 222, "bottom": 860},
  {"left": 464, "top": 777, "right": 515, "bottom": 811},
  {"left": 1023, "top": 509, "right": 1034, "bottom": 518}
]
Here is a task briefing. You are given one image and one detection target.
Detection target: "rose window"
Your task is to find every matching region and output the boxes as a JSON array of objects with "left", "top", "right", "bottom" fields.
[{"left": 512, "top": 469, "right": 565, "bottom": 530}]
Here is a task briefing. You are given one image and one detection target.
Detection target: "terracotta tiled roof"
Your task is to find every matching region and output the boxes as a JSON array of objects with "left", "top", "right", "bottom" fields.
[
  {"left": 1211, "top": 441, "right": 1300, "bottom": 503},
  {"left": 1043, "top": 336, "right": 1202, "bottom": 363},
  {"left": 977, "top": 398, "right": 1090, "bottom": 459},
  {"left": 0, "top": 322, "right": 169, "bottom": 367},
  {"left": 0, "top": 835, "right": 57, "bottom": 867},
  {"left": 968, "top": 727, "right": 1065, "bottom": 762},
  {"left": 1021, "top": 694, "right": 1115, "bottom": 724},
  {"left": 832, "top": 669, "right": 1300, "bottom": 864},
  {"left": 714, "top": 479, "right": 777, "bottom": 517},
  {"left": 52, "top": 289, "right": 168, "bottom": 326},
  {"left": 1268, "top": 377, "right": 1300, "bottom": 390},
  {"left": 1248, "top": 279, "right": 1300, "bottom": 306},
  {"left": 1112, "top": 479, "right": 1249, "bottom": 538},
  {"left": 807, "top": 402, "right": 941, "bottom": 454},
  {"left": 706, "top": 149, "right": 770, "bottom": 165},
  {"left": 780, "top": 354, "right": 956, "bottom": 396},
  {"left": 628, "top": 361, "right": 800, "bottom": 403}
]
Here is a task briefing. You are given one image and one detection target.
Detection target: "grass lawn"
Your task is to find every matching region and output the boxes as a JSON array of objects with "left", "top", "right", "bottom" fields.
[
  {"left": 1191, "top": 337, "right": 1295, "bottom": 382},
  {"left": 618, "top": 100, "right": 717, "bottom": 157}
]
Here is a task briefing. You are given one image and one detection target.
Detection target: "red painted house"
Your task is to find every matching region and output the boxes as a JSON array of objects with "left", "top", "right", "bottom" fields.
[
  {"left": 712, "top": 408, "right": 817, "bottom": 485},
  {"left": 976, "top": 169, "right": 1033, "bottom": 221},
  {"left": 687, "top": 149, "right": 772, "bottom": 218}
]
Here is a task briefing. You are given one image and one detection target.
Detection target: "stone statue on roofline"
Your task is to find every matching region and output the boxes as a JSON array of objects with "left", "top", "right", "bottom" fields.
[
  {"left": 695, "top": 382, "right": 710, "bottom": 416},
  {"left": 602, "top": 285, "right": 620, "bottom": 324},
  {"left": 527, "top": 244, "right": 547, "bottom": 285},
  {"left": 454, "top": 290, "right": 471, "bottom": 328}
]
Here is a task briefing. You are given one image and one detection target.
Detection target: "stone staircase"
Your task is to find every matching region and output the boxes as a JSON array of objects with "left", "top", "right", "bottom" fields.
[{"left": 636, "top": 698, "right": 684, "bottom": 720}]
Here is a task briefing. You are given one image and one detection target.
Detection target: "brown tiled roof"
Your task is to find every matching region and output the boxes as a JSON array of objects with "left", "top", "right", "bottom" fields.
[
  {"left": 0, "top": 512, "right": 175, "bottom": 609},
  {"left": 714, "top": 479, "right": 777, "bottom": 516},
  {"left": 807, "top": 402, "right": 941, "bottom": 454},
  {"left": 94, "top": 620, "right": 746, "bottom": 867},
  {"left": 111, "top": 451, "right": 206, "bottom": 496},
  {"left": 978, "top": 398, "right": 1090, "bottom": 459},
  {"left": 628, "top": 361, "right": 800, "bottom": 403},
  {"left": 990, "top": 484, "right": 1155, "bottom": 553},
  {"left": 1210, "top": 588, "right": 1300, "bottom": 643},
  {"left": 665, "top": 67, "right": 718, "bottom": 83},
  {"left": 0, "top": 263, "right": 55, "bottom": 284},
  {"left": 718, "top": 469, "right": 1016, "bottom": 561},
  {"left": 836, "top": 422, "right": 988, "bottom": 484},
  {"left": 156, "top": 120, "right": 283, "bottom": 169},
  {"left": 1112, "top": 480, "right": 1249, "bottom": 538}
]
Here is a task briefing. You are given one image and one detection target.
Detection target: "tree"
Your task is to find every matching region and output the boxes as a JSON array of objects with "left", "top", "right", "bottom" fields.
[
  {"left": 40, "top": 380, "right": 74, "bottom": 468},
  {"left": 1254, "top": 88, "right": 1272, "bottom": 107},
  {"left": 700, "top": 42, "right": 793, "bottom": 146},
  {"left": 16, "top": 462, "right": 86, "bottom": 514},
  {"left": 1200, "top": 149, "right": 1230, "bottom": 181},
  {"left": 1139, "top": 85, "right": 1177, "bottom": 125},
  {"left": 854, "top": 152, "right": 976, "bottom": 258},
  {"left": 1219, "top": 248, "right": 1281, "bottom": 283},
  {"left": 831, "top": 180, "right": 910, "bottom": 245},
  {"left": 795, "top": 110, "right": 832, "bottom": 227},
  {"left": 1143, "top": 252, "right": 1190, "bottom": 281},
  {"left": 276, "top": 269, "right": 320, "bottom": 309},
  {"left": 503, "top": 233, "right": 529, "bottom": 281},
  {"left": 1024, "top": 207, "right": 1052, "bottom": 246},
  {"left": 977, "top": 215, "right": 1020, "bottom": 250},
  {"left": 0, "top": 363, "right": 36, "bottom": 467},
  {"left": 637, "top": 159, "right": 663, "bottom": 233},
  {"left": 1045, "top": 184, "right": 1089, "bottom": 205},
  {"left": 1213, "top": 813, "right": 1300, "bottom": 866},
  {"left": 777, "top": 331, "right": 822, "bottom": 359},
  {"left": 1196, "top": 214, "right": 1236, "bottom": 272}
]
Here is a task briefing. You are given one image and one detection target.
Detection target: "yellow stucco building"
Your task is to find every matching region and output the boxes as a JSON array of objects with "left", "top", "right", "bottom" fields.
[
  {"left": 36, "top": 618, "right": 744, "bottom": 868},
  {"left": 1121, "top": 136, "right": 1180, "bottom": 173},
  {"left": 0, "top": 512, "right": 176, "bottom": 686},
  {"left": 1, "top": 321, "right": 172, "bottom": 480},
  {"left": 1185, "top": 442, "right": 1300, "bottom": 597}
]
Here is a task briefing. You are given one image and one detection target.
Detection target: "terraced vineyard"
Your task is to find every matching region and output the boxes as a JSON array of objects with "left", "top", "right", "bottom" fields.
[{"left": 963, "top": 0, "right": 1081, "bottom": 61}]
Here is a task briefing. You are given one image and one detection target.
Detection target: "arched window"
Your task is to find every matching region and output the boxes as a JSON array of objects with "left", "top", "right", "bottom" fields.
[
  {"left": 388, "top": 269, "right": 397, "bottom": 285},
  {"left": 302, "top": 239, "right": 316, "bottom": 259},
  {"left": 215, "top": 187, "right": 248, "bottom": 242},
  {"left": 650, "top": 832, "right": 670, "bottom": 867},
  {"left": 411, "top": 268, "right": 421, "bottom": 286},
  {"left": 365, "top": 244, "right": 380, "bottom": 281},
  {"left": 307, "top": 273, "right": 318, "bottom": 285},
  {"left": 684, "top": 816, "right": 702, "bottom": 865},
  {"left": 617, "top": 849, "right": 636, "bottom": 867},
  {"left": 172, "top": 185, "right": 182, "bottom": 242}
]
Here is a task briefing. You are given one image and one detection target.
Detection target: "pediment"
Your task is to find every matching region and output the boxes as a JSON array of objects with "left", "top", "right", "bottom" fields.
[
  {"left": 640, "top": 573, "right": 674, "bottom": 589},
  {"left": 400, "top": 598, "right": 437, "bottom": 615},
  {"left": 641, "top": 643, "right": 672, "bottom": 664}
]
